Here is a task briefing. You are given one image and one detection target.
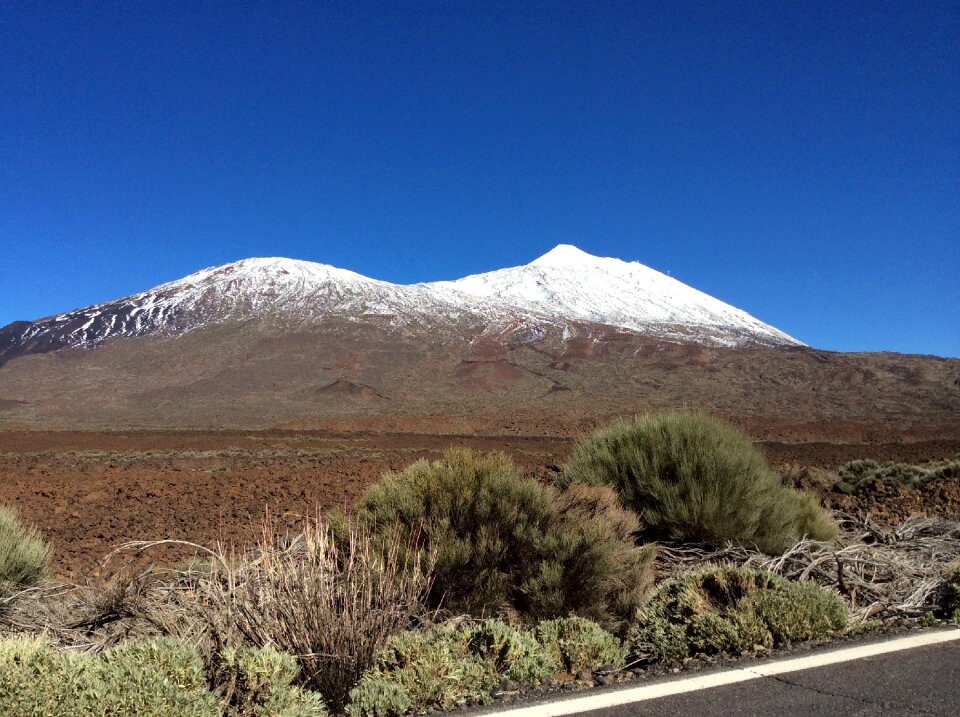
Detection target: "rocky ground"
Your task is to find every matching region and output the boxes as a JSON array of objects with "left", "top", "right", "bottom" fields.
[{"left": 0, "top": 430, "right": 957, "bottom": 579}]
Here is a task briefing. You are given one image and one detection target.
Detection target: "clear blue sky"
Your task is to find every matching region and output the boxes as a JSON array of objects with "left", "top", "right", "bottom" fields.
[{"left": 1, "top": 2, "right": 957, "bottom": 356}]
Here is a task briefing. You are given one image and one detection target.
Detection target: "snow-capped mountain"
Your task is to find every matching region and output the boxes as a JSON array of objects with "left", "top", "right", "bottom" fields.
[
  {"left": 0, "top": 245, "right": 800, "bottom": 365},
  {"left": 436, "top": 245, "right": 798, "bottom": 346}
]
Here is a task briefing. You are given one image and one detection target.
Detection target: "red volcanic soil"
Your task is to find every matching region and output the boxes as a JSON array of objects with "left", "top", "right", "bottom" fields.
[{"left": 1, "top": 430, "right": 958, "bottom": 579}]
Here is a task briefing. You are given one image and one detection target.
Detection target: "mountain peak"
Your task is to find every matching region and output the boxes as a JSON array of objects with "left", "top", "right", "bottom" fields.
[{"left": 529, "top": 244, "right": 600, "bottom": 267}]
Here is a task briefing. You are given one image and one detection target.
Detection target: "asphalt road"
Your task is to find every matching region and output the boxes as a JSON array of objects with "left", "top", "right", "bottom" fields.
[
  {"left": 483, "top": 630, "right": 960, "bottom": 717},
  {"left": 596, "top": 640, "right": 959, "bottom": 716}
]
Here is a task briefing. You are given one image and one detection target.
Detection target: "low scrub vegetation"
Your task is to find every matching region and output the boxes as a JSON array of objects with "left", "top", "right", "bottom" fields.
[
  {"left": 0, "top": 635, "right": 221, "bottom": 717},
  {"left": 3, "top": 416, "right": 952, "bottom": 716},
  {"left": 351, "top": 448, "right": 656, "bottom": 631},
  {"left": 835, "top": 456, "right": 960, "bottom": 495},
  {"left": 659, "top": 515, "right": 960, "bottom": 621},
  {"left": 560, "top": 411, "right": 837, "bottom": 554},
  {"left": 347, "top": 617, "right": 623, "bottom": 716},
  {"left": 629, "top": 565, "right": 848, "bottom": 661},
  {"left": 0, "top": 636, "right": 325, "bottom": 717}
]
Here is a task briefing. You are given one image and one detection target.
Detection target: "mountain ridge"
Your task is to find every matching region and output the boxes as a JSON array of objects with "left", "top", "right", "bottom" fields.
[{"left": 0, "top": 245, "right": 800, "bottom": 367}]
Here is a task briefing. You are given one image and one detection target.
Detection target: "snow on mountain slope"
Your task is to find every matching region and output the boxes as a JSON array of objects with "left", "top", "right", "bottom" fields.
[
  {"left": 436, "top": 245, "right": 801, "bottom": 346},
  {"left": 6, "top": 257, "right": 508, "bottom": 351},
  {"left": 0, "top": 246, "right": 801, "bottom": 363}
]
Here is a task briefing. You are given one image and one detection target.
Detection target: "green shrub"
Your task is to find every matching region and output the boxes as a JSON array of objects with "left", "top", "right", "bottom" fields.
[
  {"left": 938, "top": 560, "right": 960, "bottom": 623},
  {"left": 346, "top": 676, "right": 411, "bottom": 717},
  {"left": 367, "top": 624, "right": 495, "bottom": 712},
  {"left": 749, "top": 580, "right": 850, "bottom": 642},
  {"left": 629, "top": 565, "right": 848, "bottom": 662},
  {"left": 0, "top": 505, "right": 50, "bottom": 604},
  {"left": 350, "top": 617, "right": 622, "bottom": 714},
  {"left": 836, "top": 456, "right": 960, "bottom": 495},
  {"left": 561, "top": 412, "right": 837, "bottom": 554},
  {"left": 466, "top": 619, "right": 556, "bottom": 684},
  {"left": 0, "top": 636, "right": 82, "bottom": 717},
  {"left": 353, "top": 449, "right": 655, "bottom": 629},
  {"left": 533, "top": 617, "right": 626, "bottom": 674},
  {"left": 0, "top": 636, "right": 220, "bottom": 717},
  {"left": 89, "top": 637, "right": 220, "bottom": 717},
  {"left": 219, "top": 645, "right": 327, "bottom": 717}
]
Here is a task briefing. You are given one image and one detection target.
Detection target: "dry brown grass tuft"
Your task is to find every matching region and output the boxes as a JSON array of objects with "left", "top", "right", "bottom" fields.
[
  {"left": 176, "top": 515, "right": 433, "bottom": 713},
  {"left": 658, "top": 514, "right": 960, "bottom": 621}
]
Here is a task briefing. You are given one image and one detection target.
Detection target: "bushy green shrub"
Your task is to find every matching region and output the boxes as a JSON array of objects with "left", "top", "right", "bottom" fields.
[
  {"left": 938, "top": 560, "right": 960, "bottom": 623},
  {"left": 533, "top": 617, "right": 626, "bottom": 674},
  {"left": 219, "top": 645, "right": 327, "bottom": 717},
  {"left": 0, "top": 636, "right": 81, "bottom": 717},
  {"left": 89, "top": 637, "right": 220, "bottom": 717},
  {"left": 346, "top": 676, "right": 411, "bottom": 717},
  {"left": 0, "top": 636, "right": 220, "bottom": 717},
  {"left": 466, "top": 619, "right": 556, "bottom": 684},
  {"left": 750, "top": 580, "right": 850, "bottom": 643},
  {"left": 348, "top": 617, "right": 623, "bottom": 715},
  {"left": 0, "top": 505, "right": 50, "bottom": 604},
  {"left": 353, "top": 449, "right": 655, "bottom": 629},
  {"left": 366, "top": 623, "right": 496, "bottom": 712},
  {"left": 561, "top": 412, "right": 837, "bottom": 554},
  {"left": 629, "top": 565, "right": 848, "bottom": 662},
  {"left": 836, "top": 456, "right": 960, "bottom": 495}
]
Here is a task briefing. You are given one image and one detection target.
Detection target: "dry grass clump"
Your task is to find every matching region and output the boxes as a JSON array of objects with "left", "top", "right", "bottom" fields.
[
  {"left": 351, "top": 449, "right": 656, "bottom": 631},
  {"left": 181, "top": 516, "right": 432, "bottom": 714},
  {"left": 658, "top": 515, "right": 960, "bottom": 621},
  {"left": 561, "top": 412, "right": 837, "bottom": 554}
]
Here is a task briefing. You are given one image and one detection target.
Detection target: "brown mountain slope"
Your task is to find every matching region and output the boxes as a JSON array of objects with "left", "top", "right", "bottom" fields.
[{"left": 0, "top": 317, "right": 957, "bottom": 442}]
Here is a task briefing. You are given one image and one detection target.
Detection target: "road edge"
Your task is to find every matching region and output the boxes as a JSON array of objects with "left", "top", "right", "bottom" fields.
[{"left": 481, "top": 627, "right": 960, "bottom": 717}]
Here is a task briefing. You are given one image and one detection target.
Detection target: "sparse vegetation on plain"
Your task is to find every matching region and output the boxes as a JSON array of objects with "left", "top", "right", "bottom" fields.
[
  {"left": 560, "top": 411, "right": 838, "bottom": 553},
  {"left": 835, "top": 456, "right": 960, "bottom": 495}
]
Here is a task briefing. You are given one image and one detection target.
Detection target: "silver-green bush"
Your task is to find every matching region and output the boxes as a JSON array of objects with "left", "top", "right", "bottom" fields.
[
  {"left": 346, "top": 676, "right": 411, "bottom": 717},
  {"left": 0, "top": 505, "right": 50, "bottom": 606},
  {"left": 348, "top": 617, "right": 623, "bottom": 715},
  {"left": 368, "top": 624, "right": 496, "bottom": 712},
  {"left": 533, "top": 617, "right": 626, "bottom": 674},
  {"left": 218, "top": 645, "right": 327, "bottom": 717},
  {"left": 0, "top": 636, "right": 220, "bottom": 717},
  {"left": 561, "top": 412, "right": 837, "bottom": 554},
  {"left": 629, "top": 565, "right": 848, "bottom": 662},
  {"left": 466, "top": 619, "right": 556, "bottom": 685}
]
